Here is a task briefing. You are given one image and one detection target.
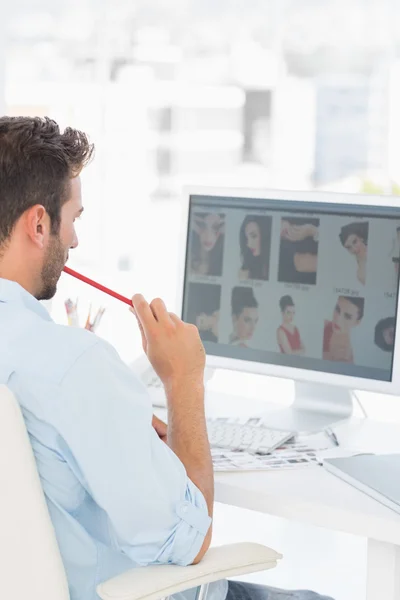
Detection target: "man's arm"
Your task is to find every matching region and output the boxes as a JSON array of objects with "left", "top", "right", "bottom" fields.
[
  {"left": 52, "top": 331, "right": 211, "bottom": 569},
  {"left": 166, "top": 379, "right": 213, "bottom": 563},
  {"left": 133, "top": 296, "right": 213, "bottom": 564}
]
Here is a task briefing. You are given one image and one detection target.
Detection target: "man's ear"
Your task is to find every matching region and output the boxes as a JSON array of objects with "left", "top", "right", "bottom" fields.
[{"left": 23, "top": 205, "right": 50, "bottom": 249}]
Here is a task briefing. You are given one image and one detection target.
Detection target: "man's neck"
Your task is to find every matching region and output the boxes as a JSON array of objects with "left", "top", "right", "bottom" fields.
[{"left": 0, "top": 255, "right": 38, "bottom": 297}]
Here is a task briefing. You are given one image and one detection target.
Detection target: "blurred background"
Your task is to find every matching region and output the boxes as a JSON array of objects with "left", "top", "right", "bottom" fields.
[
  {"left": 2, "top": 3, "right": 400, "bottom": 597},
  {"left": 2, "top": 0, "right": 400, "bottom": 362}
]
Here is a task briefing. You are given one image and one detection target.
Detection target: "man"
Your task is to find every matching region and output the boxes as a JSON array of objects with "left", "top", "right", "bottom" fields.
[{"left": 0, "top": 116, "right": 332, "bottom": 600}]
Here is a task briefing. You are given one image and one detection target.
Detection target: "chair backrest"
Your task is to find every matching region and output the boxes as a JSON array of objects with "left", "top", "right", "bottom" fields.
[{"left": 0, "top": 385, "right": 70, "bottom": 600}]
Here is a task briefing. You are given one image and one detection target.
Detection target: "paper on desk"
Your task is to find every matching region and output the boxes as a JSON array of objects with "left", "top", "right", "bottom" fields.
[{"left": 212, "top": 431, "right": 334, "bottom": 472}]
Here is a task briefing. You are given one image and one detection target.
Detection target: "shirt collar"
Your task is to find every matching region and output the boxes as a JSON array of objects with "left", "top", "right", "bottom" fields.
[{"left": 0, "top": 278, "right": 52, "bottom": 322}]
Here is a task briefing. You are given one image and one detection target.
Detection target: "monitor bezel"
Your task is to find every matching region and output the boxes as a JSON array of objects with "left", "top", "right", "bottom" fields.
[{"left": 177, "top": 185, "right": 400, "bottom": 396}]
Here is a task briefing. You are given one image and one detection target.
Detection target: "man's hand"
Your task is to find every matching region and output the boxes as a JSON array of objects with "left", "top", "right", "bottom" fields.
[
  {"left": 131, "top": 294, "right": 206, "bottom": 394},
  {"left": 132, "top": 294, "right": 213, "bottom": 565},
  {"left": 152, "top": 414, "right": 168, "bottom": 444}
]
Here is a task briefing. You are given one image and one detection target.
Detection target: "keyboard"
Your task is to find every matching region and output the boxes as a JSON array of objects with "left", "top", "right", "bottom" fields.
[{"left": 206, "top": 418, "right": 294, "bottom": 455}]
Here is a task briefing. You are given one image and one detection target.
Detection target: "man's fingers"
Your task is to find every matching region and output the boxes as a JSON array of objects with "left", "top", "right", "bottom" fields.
[
  {"left": 130, "top": 306, "right": 147, "bottom": 352},
  {"left": 168, "top": 312, "right": 182, "bottom": 325},
  {"left": 131, "top": 294, "right": 156, "bottom": 338},
  {"left": 152, "top": 414, "right": 168, "bottom": 437},
  {"left": 150, "top": 298, "right": 172, "bottom": 324}
]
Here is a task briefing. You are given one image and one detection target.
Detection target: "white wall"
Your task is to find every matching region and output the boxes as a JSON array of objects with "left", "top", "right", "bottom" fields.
[{"left": 271, "top": 76, "right": 316, "bottom": 189}]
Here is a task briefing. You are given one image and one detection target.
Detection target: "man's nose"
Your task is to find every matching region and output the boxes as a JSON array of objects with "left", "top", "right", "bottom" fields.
[{"left": 71, "top": 234, "right": 79, "bottom": 249}]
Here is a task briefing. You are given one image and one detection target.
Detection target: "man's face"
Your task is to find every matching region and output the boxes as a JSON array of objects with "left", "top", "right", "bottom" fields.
[{"left": 38, "top": 177, "right": 83, "bottom": 300}]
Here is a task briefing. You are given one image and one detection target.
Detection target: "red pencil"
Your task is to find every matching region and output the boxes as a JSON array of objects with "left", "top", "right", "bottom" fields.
[{"left": 63, "top": 266, "right": 132, "bottom": 307}]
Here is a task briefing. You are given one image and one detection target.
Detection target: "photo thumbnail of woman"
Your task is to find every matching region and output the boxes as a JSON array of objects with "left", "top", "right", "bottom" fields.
[
  {"left": 276, "top": 295, "right": 305, "bottom": 355},
  {"left": 238, "top": 215, "right": 272, "bottom": 281},
  {"left": 230, "top": 286, "right": 259, "bottom": 348},
  {"left": 189, "top": 212, "right": 225, "bottom": 276},
  {"left": 339, "top": 221, "right": 369, "bottom": 285},
  {"left": 278, "top": 217, "right": 319, "bottom": 285},
  {"left": 374, "top": 316, "right": 395, "bottom": 353},
  {"left": 185, "top": 282, "right": 221, "bottom": 343},
  {"left": 323, "top": 296, "right": 365, "bottom": 363}
]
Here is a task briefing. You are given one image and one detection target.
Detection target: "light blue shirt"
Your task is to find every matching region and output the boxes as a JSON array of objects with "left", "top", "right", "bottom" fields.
[{"left": 0, "top": 278, "right": 227, "bottom": 600}]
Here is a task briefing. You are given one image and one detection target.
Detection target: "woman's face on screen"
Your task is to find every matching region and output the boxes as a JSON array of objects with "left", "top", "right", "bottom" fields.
[
  {"left": 332, "top": 297, "right": 360, "bottom": 333},
  {"left": 245, "top": 221, "right": 261, "bottom": 257},
  {"left": 234, "top": 307, "right": 259, "bottom": 341},
  {"left": 344, "top": 233, "right": 366, "bottom": 257},
  {"left": 383, "top": 325, "right": 395, "bottom": 347},
  {"left": 283, "top": 305, "right": 295, "bottom": 324},
  {"left": 194, "top": 214, "right": 224, "bottom": 252}
]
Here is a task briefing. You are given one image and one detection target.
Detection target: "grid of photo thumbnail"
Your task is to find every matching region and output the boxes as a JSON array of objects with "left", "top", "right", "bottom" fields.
[{"left": 184, "top": 204, "right": 400, "bottom": 373}]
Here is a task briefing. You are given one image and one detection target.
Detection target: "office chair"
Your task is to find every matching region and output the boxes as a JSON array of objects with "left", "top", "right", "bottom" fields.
[{"left": 0, "top": 384, "right": 281, "bottom": 600}]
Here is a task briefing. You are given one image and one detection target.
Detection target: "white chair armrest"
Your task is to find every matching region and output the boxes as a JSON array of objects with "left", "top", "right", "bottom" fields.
[{"left": 97, "top": 543, "right": 282, "bottom": 600}]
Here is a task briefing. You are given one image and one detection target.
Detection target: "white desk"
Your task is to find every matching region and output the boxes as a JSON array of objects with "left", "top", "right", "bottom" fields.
[
  {"left": 152, "top": 371, "right": 400, "bottom": 600},
  {"left": 212, "top": 414, "right": 400, "bottom": 600}
]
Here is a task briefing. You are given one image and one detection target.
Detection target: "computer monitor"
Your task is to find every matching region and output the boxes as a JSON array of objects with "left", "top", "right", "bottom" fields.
[{"left": 177, "top": 186, "right": 400, "bottom": 433}]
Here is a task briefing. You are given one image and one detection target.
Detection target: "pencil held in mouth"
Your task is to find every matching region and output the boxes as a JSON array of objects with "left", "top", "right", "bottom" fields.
[{"left": 63, "top": 266, "right": 132, "bottom": 306}]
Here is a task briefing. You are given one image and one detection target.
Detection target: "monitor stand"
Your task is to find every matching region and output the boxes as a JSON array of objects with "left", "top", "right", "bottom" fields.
[{"left": 263, "top": 382, "right": 354, "bottom": 434}]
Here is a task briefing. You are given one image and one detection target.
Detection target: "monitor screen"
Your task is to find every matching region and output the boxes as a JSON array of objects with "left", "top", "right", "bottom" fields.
[{"left": 181, "top": 193, "right": 400, "bottom": 382}]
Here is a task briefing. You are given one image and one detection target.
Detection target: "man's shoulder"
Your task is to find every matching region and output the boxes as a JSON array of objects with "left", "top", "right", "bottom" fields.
[{"left": 48, "top": 321, "right": 101, "bottom": 355}]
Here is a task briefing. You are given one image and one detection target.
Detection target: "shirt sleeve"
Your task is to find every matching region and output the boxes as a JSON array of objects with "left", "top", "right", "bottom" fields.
[{"left": 50, "top": 340, "right": 211, "bottom": 567}]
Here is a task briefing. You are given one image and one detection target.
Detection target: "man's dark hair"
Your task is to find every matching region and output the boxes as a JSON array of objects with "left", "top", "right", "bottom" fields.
[
  {"left": 279, "top": 295, "right": 294, "bottom": 312},
  {"left": 341, "top": 295, "right": 365, "bottom": 320},
  {"left": 0, "top": 116, "right": 94, "bottom": 248}
]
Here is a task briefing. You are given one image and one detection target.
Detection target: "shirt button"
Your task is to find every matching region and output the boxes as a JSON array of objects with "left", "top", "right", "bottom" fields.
[{"left": 181, "top": 503, "right": 189, "bottom": 513}]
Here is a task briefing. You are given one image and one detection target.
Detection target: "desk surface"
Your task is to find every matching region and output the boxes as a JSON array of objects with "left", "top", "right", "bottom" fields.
[
  {"left": 214, "top": 416, "right": 400, "bottom": 546},
  {"left": 215, "top": 460, "right": 400, "bottom": 545},
  {"left": 152, "top": 369, "right": 400, "bottom": 599},
  {"left": 154, "top": 377, "right": 400, "bottom": 546},
  {"left": 201, "top": 386, "right": 400, "bottom": 546}
]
